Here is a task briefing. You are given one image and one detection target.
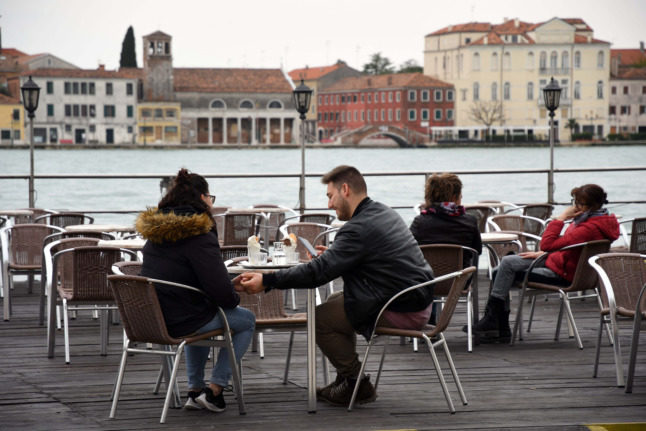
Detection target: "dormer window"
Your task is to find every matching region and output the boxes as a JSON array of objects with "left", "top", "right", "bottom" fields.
[
  {"left": 240, "top": 100, "right": 254, "bottom": 109},
  {"left": 268, "top": 100, "right": 283, "bottom": 109},
  {"left": 210, "top": 99, "right": 226, "bottom": 109}
]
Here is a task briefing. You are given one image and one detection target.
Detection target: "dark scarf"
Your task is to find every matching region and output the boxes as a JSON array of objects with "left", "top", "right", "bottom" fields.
[
  {"left": 573, "top": 208, "right": 608, "bottom": 225},
  {"left": 422, "top": 202, "right": 465, "bottom": 217}
]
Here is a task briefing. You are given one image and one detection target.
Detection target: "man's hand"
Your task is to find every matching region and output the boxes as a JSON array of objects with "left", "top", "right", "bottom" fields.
[{"left": 238, "top": 272, "right": 266, "bottom": 294}]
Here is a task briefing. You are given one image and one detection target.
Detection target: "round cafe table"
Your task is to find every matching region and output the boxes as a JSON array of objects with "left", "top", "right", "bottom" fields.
[
  {"left": 97, "top": 238, "right": 146, "bottom": 250},
  {"left": 0, "top": 209, "right": 33, "bottom": 217},
  {"left": 66, "top": 224, "right": 134, "bottom": 234}
]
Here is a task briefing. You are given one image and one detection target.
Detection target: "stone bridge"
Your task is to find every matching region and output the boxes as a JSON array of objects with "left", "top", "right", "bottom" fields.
[{"left": 336, "top": 125, "right": 431, "bottom": 147}]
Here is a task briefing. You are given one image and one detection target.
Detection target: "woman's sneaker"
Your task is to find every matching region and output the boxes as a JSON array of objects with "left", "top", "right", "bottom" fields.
[
  {"left": 196, "top": 387, "right": 226, "bottom": 412},
  {"left": 184, "top": 390, "right": 204, "bottom": 410}
]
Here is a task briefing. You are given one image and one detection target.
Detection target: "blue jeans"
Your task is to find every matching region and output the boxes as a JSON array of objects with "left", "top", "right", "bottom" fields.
[
  {"left": 490, "top": 254, "right": 567, "bottom": 300},
  {"left": 185, "top": 306, "right": 255, "bottom": 389}
]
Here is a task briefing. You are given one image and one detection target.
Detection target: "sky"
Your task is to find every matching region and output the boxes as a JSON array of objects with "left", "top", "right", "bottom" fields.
[{"left": 2, "top": 0, "right": 645, "bottom": 73}]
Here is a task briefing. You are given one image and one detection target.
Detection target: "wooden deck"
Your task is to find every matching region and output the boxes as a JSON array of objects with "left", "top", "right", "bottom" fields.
[{"left": 1, "top": 273, "right": 645, "bottom": 431}]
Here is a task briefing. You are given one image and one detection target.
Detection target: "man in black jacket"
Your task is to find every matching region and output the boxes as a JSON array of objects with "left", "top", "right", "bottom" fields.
[{"left": 237, "top": 165, "right": 433, "bottom": 406}]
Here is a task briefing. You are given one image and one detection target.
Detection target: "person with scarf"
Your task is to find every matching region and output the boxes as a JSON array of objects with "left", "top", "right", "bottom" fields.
[
  {"left": 470, "top": 183, "right": 620, "bottom": 343},
  {"left": 136, "top": 168, "right": 255, "bottom": 413},
  {"left": 409, "top": 173, "right": 482, "bottom": 323}
]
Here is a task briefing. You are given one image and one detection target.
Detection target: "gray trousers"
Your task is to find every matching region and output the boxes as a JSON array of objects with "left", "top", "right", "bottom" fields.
[{"left": 490, "top": 254, "right": 565, "bottom": 300}]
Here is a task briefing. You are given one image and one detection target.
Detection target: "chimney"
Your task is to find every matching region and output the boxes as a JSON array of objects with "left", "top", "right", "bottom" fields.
[
  {"left": 611, "top": 56, "right": 619, "bottom": 77},
  {"left": 484, "top": 36, "right": 488, "bottom": 45},
  {"left": 98, "top": 64, "right": 105, "bottom": 71},
  {"left": 514, "top": 18, "right": 519, "bottom": 28},
  {"left": 641, "top": 41, "right": 644, "bottom": 53},
  {"left": 387, "top": 76, "right": 392, "bottom": 85},
  {"left": 448, "top": 25, "right": 453, "bottom": 31}
]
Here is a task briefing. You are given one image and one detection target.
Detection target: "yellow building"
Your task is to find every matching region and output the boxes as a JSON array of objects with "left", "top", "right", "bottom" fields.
[
  {"left": 424, "top": 18, "right": 610, "bottom": 141},
  {"left": 137, "top": 103, "right": 181, "bottom": 145},
  {"left": 0, "top": 94, "right": 24, "bottom": 145}
]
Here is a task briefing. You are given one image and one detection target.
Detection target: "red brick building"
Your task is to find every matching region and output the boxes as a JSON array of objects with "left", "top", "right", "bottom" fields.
[{"left": 317, "top": 73, "right": 454, "bottom": 141}]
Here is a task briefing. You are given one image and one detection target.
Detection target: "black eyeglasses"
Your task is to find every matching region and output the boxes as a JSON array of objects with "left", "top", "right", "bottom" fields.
[{"left": 206, "top": 194, "right": 216, "bottom": 204}]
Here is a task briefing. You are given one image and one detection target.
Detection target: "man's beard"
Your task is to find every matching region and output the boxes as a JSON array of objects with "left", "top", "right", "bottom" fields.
[{"left": 336, "top": 199, "right": 352, "bottom": 221}]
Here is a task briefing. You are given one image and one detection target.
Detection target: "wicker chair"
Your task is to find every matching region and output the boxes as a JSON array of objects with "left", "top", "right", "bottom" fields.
[
  {"left": 589, "top": 253, "right": 646, "bottom": 388},
  {"left": 13, "top": 208, "right": 56, "bottom": 224},
  {"left": 487, "top": 214, "right": 546, "bottom": 239},
  {"left": 219, "top": 212, "right": 262, "bottom": 246},
  {"left": 220, "top": 245, "right": 248, "bottom": 261},
  {"left": 40, "top": 237, "right": 102, "bottom": 326},
  {"left": 107, "top": 274, "right": 245, "bottom": 423},
  {"left": 1, "top": 223, "right": 65, "bottom": 320},
  {"left": 112, "top": 260, "right": 143, "bottom": 276},
  {"left": 43, "top": 230, "right": 116, "bottom": 248},
  {"left": 522, "top": 203, "right": 554, "bottom": 221},
  {"left": 511, "top": 240, "right": 611, "bottom": 349},
  {"left": 46, "top": 246, "right": 138, "bottom": 364},
  {"left": 464, "top": 205, "right": 496, "bottom": 233},
  {"left": 617, "top": 217, "right": 646, "bottom": 254},
  {"left": 35, "top": 212, "right": 94, "bottom": 228},
  {"left": 347, "top": 267, "right": 476, "bottom": 412},
  {"left": 420, "top": 244, "right": 478, "bottom": 352}
]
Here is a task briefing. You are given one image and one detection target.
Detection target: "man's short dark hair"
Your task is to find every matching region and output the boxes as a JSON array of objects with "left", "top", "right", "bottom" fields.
[{"left": 321, "top": 165, "right": 367, "bottom": 194}]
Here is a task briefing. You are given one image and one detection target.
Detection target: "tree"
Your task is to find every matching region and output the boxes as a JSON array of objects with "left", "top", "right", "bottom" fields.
[
  {"left": 397, "top": 59, "right": 423, "bottom": 74},
  {"left": 468, "top": 101, "right": 505, "bottom": 141},
  {"left": 362, "top": 52, "right": 395, "bottom": 75},
  {"left": 119, "top": 26, "right": 137, "bottom": 68},
  {"left": 564, "top": 118, "right": 579, "bottom": 142}
]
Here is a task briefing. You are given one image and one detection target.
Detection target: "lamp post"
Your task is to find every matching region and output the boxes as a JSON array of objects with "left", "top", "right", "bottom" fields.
[
  {"left": 293, "top": 79, "right": 313, "bottom": 214},
  {"left": 542, "top": 76, "right": 561, "bottom": 204},
  {"left": 21, "top": 75, "right": 41, "bottom": 209}
]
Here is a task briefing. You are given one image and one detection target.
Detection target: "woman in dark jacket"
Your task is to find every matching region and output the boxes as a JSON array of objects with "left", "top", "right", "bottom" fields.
[{"left": 137, "top": 168, "right": 255, "bottom": 413}]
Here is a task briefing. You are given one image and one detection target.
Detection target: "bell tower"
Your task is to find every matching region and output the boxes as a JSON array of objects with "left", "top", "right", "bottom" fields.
[{"left": 142, "top": 31, "right": 174, "bottom": 101}]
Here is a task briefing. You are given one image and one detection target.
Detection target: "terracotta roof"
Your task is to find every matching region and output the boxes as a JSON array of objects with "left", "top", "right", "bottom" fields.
[
  {"left": 22, "top": 67, "right": 139, "bottom": 79},
  {"left": 144, "top": 30, "right": 171, "bottom": 39},
  {"left": 573, "top": 34, "right": 609, "bottom": 44},
  {"left": 492, "top": 20, "right": 533, "bottom": 34},
  {"left": 613, "top": 67, "right": 646, "bottom": 80},
  {"left": 0, "top": 93, "right": 20, "bottom": 104},
  {"left": 289, "top": 62, "right": 347, "bottom": 81},
  {"left": 427, "top": 22, "right": 491, "bottom": 36},
  {"left": 321, "top": 73, "right": 452, "bottom": 92},
  {"left": 1, "top": 48, "right": 28, "bottom": 58},
  {"left": 173, "top": 68, "right": 292, "bottom": 93},
  {"left": 562, "top": 18, "right": 593, "bottom": 32},
  {"left": 469, "top": 32, "right": 505, "bottom": 46},
  {"left": 611, "top": 49, "right": 646, "bottom": 66}
]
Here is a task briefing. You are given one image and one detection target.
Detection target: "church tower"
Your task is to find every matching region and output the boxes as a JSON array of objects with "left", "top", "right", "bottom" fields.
[{"left": 142, "top": 31, "right": 174, "bottom": 101}]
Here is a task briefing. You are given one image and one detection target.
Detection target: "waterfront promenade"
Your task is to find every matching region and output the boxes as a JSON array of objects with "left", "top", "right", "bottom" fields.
[{"left": 1, "top": 273, "right": 645, "bottom": 431}]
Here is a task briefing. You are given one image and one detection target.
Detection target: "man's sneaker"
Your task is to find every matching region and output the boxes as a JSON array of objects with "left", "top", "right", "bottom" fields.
[
  {"left": 196, "top": 387, "right": 226, "bottom": 412},
  {"left": 318, "top": 375, "right": 377, "bottom": 407},
  {"left": 316, "top": 373, "right": 344, "bottom": 398},
  {"left": 184, "top": 390, "right": 204, "bottom": 410}
]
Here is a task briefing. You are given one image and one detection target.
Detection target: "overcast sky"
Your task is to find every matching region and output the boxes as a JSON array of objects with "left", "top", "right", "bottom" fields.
[{"left": 2, "top": 0, "right": 645, "bottom": 73}]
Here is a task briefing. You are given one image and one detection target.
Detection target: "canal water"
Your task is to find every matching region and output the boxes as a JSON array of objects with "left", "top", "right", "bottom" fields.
[{"left": 1, "top": 145, "right": 644, "bottom": 225}]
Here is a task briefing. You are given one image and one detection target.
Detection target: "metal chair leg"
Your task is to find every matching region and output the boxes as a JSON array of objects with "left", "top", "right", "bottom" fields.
[{"left": 425, "top": 334, "right": 456, "bottom": 414}]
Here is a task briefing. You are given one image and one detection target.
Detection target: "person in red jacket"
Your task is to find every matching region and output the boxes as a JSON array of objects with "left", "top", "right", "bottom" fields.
[{"left": 470, "top": 183, "right": 619, "bottom": 343}]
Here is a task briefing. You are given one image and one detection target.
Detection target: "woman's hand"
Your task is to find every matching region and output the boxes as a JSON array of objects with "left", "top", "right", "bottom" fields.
[
  {"left": 556, "top": 205, "right": 583, "bottom": 221},
  {"left": 518, "top": 251, "right": 545, "bottom": 259}
]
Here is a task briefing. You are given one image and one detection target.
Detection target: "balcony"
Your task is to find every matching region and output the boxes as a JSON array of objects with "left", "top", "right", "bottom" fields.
[{"left": 539, "top": 67, "right": 570, "bottom": 76}]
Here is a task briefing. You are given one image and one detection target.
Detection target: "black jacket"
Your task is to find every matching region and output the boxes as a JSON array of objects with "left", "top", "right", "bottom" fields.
[
  {"left": 136, "top": 206, "right": 240, "bottom": 337},
  {"left": 264, "top": 198, "right": 433, "bottom": 339}
]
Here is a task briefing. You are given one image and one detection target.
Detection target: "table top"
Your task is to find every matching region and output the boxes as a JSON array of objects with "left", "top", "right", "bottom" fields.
[
  {"left": 0, "top": 209, "right": 33, "bottom": 216},
  {"left": 98, "top": 239, "right": 146, "bottom": 249},
  {"left": 66, "top": 224, "right": 135, "bottom": 233},
  {"left": 481, "top": 232, "right": 519, "bottom": 243},
  {"left": 227, "top": 262, "right": 300, "bottom": 274},
  {"left": 228, "top": 207, "right": 293, "bottom": 214}
]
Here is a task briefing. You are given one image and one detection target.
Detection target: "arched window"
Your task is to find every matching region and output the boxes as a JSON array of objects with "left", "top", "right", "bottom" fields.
[
  {"left": 239, "top": 100, "right": 254, "bottom": 109},
  {"left": 503, "top": 52, "right": 511, "bottom": 70},
  {"left": 491, "top": 82, "right": 498, "bottom": 101},
  {"left": 574, "top": 51, "right": 581, "bottom": 68},
  {"left": 210, "top": 99, "right": 226, "bottom": 109},
  {"left": 539, "top": 51, "right": 547, "bottom": 70},
  {"left": 267, "top": 100, "right": 283, "bottom": 109},
  {"left": 527, "top": 82, "right": 534, "bottom": 100},
  {"left": 491, "top": 52, "right": 499, "bottom": 71},
  {"left": 561, "top": 51, "right": 569, "bottom": 71},
  {"left": 472, "top": 52, "right": 480, "bottom": 71},
  {"left": 550, "top": 51, "right": 558, "bottom": 70},
  {"left": 503, "top": 82, "right": 510, "bottom": 100},
  {"left": 473, "top": 82, "right": 480, "bottom": 101},
  {"left": 597, "top": 80, "right": 604, "bottom": 99},
  {"left": 526, "top": 51, "right": 534, "bottom": 69},
  {"left": 574, "top": 81, "right": 581, "bottom": 99},
  {"left": 597, "top": 51, "right": 605, "bottom": 68}
]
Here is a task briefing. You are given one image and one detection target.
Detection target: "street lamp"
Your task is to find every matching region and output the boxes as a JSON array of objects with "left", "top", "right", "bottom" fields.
[
  {"left": 293, "top": 79, "right": 312, "bottom": 214},
  {"left": 21, "top": 75, "right": 41, "bottom": 209},
  {"left": 543, "top": 76, "right": 561, "bottom": 204}
]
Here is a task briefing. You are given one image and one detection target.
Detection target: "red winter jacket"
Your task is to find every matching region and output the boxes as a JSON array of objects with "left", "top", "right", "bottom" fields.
[{"left": 540, "top": 214, "right": 620, "bottom": 282}]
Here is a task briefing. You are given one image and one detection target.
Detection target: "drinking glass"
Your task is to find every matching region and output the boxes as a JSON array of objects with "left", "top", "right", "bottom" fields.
[{"left": 273, "top": 241, "right": 287, "bottom": 265}]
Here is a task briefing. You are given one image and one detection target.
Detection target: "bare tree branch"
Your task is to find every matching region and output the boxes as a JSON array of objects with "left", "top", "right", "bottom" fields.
[{"left": 468, "top": 101, "right": 505, "bottom": 127}]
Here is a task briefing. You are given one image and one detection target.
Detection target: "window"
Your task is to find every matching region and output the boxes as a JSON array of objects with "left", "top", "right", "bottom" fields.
[
  {"left": 165, "top": 109, "right": 175, "bottom": 118},
  {"left": 154, "top": 108, "right": 163, "bottom": 118},
  {"left": 388, "top": 109, "right": 392, "bottom": 121},
  {"left": 561, "top": 51, "right": 569, "bottom": 70},
  {"left": 491, "top": 52, "right": 498, "bottom": 71},
  {"left": 72, "top": 82, "right": 79, "bottom": 94},
  {"left": 408, "top": 90, "right": 416, "bottom": 101},
  {"left": 620, "top": 105, "right": 631, "bottom": 115},
  {"left": 65, "top": 124, "right": 72, "bottom": 132},
  {"left": 81, "top": 82, "right": 87, "bottom": 94},
  {"left": 380, "top": 109, "right": 384, "bottom": 121},
  {"left": 73, "top": 105, "right": 79, "bottom": 116},
  {"left": 89, "top": 105, "right": 96, "bottom": 117},
  {"left": 127, "top": 126, "right": 133, "bottom": 134},
  {"left": 47, "top": 104, "right": 54, "bottom": 116},
  {"left": 491, "top": 82, "right": 498, "bottom": 101},
  {"left": 643, "top": 86, "right": 646, "bottom": 94},
  {"left": 597, "top": 81, "right": 604, "bottom": 99},
  {"left": 408, "top": 109, "right": 416, "bottom": 121},
  {"left": 361, "top": 111, "right": 365, "bottom": 121},
  {"left": 446, "top": 109, "right": 454, "bottom": 121},
  {"left": 126, "top": 83, "right": 133, "bottom": 95},
  {"left": 380, "top": 92, "right": 385, "bottom": 103},
  {"left": 64, "top": 82, "right": 71, "bottom": 94},
  {"left": 354, "top": 110, "right": 358, "bottom": 121},
  {"left": 623, "top": 86, "right": 629, "bottom": 95},
  {"left": 318, "top": 96, "right": 322, "bottom": 105},
  {"left": 104, "top": 105, "right": 115, "bottom": 117},
  {"left": 640, "top": 105, "right": 646, "bottom": 115},
  {"left": 574, "top": 81, "right": 581, "bottom": 99},
  {"left": 239, "top": 100, "right": 254, "bottom": 109},
  {"left": 374, "top": 110, "right": 378, "bottom": 121},
  {"left": 609, "top": 105, "right": 616, "bottom": 115},
  {"left": 434, "top": 109, "right": 442, "bottom": 120},
  {"left": 396, "top": 109, "right": 401, "bottom": 121},
  {"left": 341, "top": 95, "right": 346, "bottom": 104},
  {"left": 268, "top": 100, "right": 283, "bottom": 109},
  {"left": 539, "top": 51, "right": 547, "bottom": 70},
  {"left": 574, "top": 51, "right": 581, "bottom": 68},
  {"left": 560, "top": 79, "right": 569, "bottom": 100},
  {"left": 12, "top": 109, "right": 19, "bottom": 120},
  {"left": 422, "top": 90, "right": 430, "bottom": 102},
  {"left": 550, "top": 51, "right": 558, "bottom": 70},
  {"left": 526, "top": 52, "right": 534, "bottom": 69},
  {"left": 611, "top": 86, "right": 616, "bottom": 95},
  {"left": 49, "top": 128, "right": 57, "bottom": 143},
  {"left": 336, "top": 95, "right": 340, "bottom": 104},
  {"left": 503, "top": 52, "right": 511, "bottom": 70},
  {"left": 360, "top": 94, "right": 365, "bottom": 103},
  {"left": 460, "top": 89, "right": 467, "bottom": 101},
  {"left": 366, "top": 110, "right": 370, "bottom": 122},
  {"left": 421, "top": 109, "right": 429, "bottom": 121},
  {"left": 89, "top": 82, "right": 95, "bottom": 95},
  {"left": 81, "top": 105, "right": 87, "bottom": 117},
  {"left": 396, "top": 92, "right": 401, "bottom": 102},
  {"left": 597, "top": 51, "right": 605, "bottom": 68},
  {"left": 341, "top": 112, "right": 345, "bottom": 122},
  {"left": 446, "top": 90, "right": 454, "bottom": 101},
  {"left": 472, "top": 52, "right": 480, "bottom": 71},
  {"left": 473, "top": 82, "right": 480, "bottom": 101},
  {"left": 323, "top": 113, "right": 328, "bottom": 122},
  {"left": 46, "top": 81, "right": 54, "bottom": 94},
  {"left": 527, "top": 82, "right": 534, "bottom": 100},
  {"left": 353, "top": 95, "right": 358, "bottom": 103},
  {"left": 503, "top": 82, "right": 510, "bottom": 100},
  {"left": 374, "top": 92, "right": 378, "bottom": 102},
  {"left": 324, "top": 95, "right": 328, "bottom": 105},
  {"left": 106, "top": 82, "right": 113, "bottom": 95},
  {"left": 388, "top": 92, "right": 392, "bottom": 102},
  {"left": 433, "top": 90, "right": 441, "bottom": 102},
  {"left": 127, "top": 105, "right": 133, "bottom": 118}
]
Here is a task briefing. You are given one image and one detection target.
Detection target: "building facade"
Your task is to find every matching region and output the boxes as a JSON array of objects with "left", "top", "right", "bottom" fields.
[
  {"left": 0, "top": 94, "right": 24, "bottom": 145},
  {"left": 609, "top": 46, "right": 646, "bottom": 136},
  {"left": 424, "top": 17, "right": 610, "bottom": 141},
  {"left": 317, "top": 73, "right": 454, "bottom": 142}
]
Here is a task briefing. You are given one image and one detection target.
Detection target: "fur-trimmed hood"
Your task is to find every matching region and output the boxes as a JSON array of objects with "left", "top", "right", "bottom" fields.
[{"left": 136, "top": 206, "right": 214, "bottom": 244}]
